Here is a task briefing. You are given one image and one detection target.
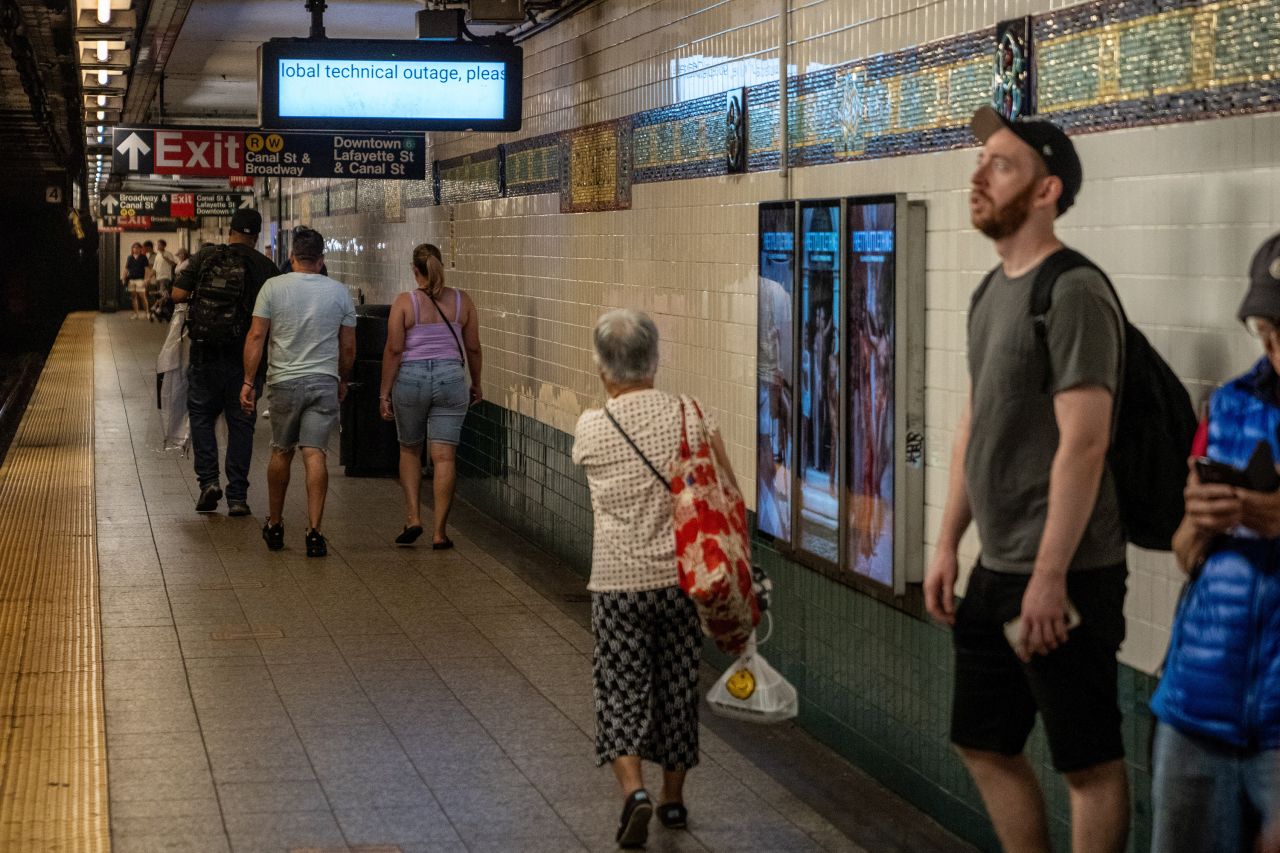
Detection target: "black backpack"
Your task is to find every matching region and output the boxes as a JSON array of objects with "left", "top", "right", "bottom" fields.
[
  {"left": 972, "top": 248, "right": 1197, "bottom": 551},
  {"left": 187, "top": 245, "right": 249, "bottom": 344}
]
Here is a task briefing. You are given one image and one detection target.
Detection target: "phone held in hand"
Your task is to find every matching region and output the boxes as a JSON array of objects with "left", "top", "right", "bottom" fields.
[
  {"left": 1003, "top": 601, "right": 1082, "bottom": 652},
  {"left": 1194, "top": 456, "right": 1259, "bottom": 490}
]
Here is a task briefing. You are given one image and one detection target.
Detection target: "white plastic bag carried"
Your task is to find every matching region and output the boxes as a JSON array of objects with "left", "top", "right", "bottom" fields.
[
  {"left": 156, "top": 304, "right": 191, "bottom": 452},
  {"left": 706, "top": 613, "right": 797, "bottom": 724}
]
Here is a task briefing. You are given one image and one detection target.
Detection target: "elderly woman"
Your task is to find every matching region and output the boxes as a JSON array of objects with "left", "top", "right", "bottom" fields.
[
  {"left": 1151, "top": 232, "right": 1280, "bottom": 853},
  {"left": 572, "top": 309, "right": 739, "bottom": 848},
  {"left": 379, "top": 243, "right": 482, "bottom": 548}
]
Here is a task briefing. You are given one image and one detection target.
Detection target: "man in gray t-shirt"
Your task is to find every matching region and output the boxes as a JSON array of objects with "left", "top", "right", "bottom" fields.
[
  {"left": 924, "top": 107, "right": 1130, "bottom": 853},
  {"left": 240, "top": 227, "right": 356, "bottom": 559}
]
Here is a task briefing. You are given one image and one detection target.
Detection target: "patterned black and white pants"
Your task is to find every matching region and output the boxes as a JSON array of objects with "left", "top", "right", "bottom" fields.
[{"left": 591, "top": 585, "right": 701, "bottom": 771}]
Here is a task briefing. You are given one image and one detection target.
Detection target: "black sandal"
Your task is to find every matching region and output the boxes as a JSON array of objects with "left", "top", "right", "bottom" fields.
[
  {"left": 395, "top": 525, "right": 423, "bottom": 545},
  {"left": 656, "top": 802, "right": 687, "bottom": 829},
  {"left": 616, "top": 789, "right": 652, "bottom": 848}
]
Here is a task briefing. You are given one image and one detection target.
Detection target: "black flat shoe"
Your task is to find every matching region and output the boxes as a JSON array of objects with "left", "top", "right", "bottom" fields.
[
  {"left": 431, "top": 537, "right": 454, "bottom": 550},
  {"left": 305, "top": 528, "right": 327, "bottom": 558},
  {"left": 395, "top": 525, "right": 424, "bottom": 546},
  {"left": 262, "top": 520, "right": 284, "bottom": 551},
  {"left": 656, "top": 802, "right": 687, "bottom": 829},
  {"left": 616, "top": 789, "right": 652, "bottom": 849},
  {"left": 196, "top": 484, "right": 222, "bottom": 513}
]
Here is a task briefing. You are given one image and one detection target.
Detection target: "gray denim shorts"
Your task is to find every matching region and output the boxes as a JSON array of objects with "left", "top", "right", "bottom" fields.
[
  {"left": 268, "top": 375, "right": 339, "bottom": 451},
  {"left": 392, "top": 359, "right": 468, "bottom": 446}
]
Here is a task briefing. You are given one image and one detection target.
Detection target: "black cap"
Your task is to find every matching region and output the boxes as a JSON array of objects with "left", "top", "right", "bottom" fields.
[
  {"left": 1238, "top": 232, "right": 1280, "bottom": 323},
  {"left": 229, "top": 208, "right": 262, "bottom": 236},
  {"left": 971, "top": 106, "right": 1083, "bottom": 216}
]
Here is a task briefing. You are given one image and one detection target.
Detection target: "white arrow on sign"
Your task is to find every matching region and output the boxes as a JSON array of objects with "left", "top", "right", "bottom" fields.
[
  {"left": 117, "top": 133, "right": 152, "bottom": 170},
  {"left": 238, "top": 196, "right": 253, "bottom": 209},
  {"left": 102, "top": 195, "right": 119, "bottom": 214}
]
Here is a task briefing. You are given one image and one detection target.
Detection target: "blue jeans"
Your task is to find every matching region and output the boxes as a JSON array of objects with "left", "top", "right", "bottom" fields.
[
  {"left": 391, "top": 359, "right": 468, "bottom": 446},
  {"left": 1152, "top": 721, "right": 1280, "bottom": 852},
  {"left": 187, "top": 354, "right": 260, "bottom": 501}
]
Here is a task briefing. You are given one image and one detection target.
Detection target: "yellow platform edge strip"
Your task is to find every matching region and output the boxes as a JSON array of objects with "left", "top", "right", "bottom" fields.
[{"left": 0, "top": 313, "right": 108, "bottom": 851}]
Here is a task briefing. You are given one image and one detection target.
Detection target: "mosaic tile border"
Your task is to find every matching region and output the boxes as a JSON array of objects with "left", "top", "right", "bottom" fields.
[{"left": 284, "top": 0, "right": 1280, "bottom": 209}]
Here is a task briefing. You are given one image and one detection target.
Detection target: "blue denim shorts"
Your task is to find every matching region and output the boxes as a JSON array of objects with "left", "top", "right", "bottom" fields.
[
  {"left": 268, "top": 375, "right": 339, "bottom": 451},
  {"left": 392, "top": 359, "right": 468, "bottom": 446}
]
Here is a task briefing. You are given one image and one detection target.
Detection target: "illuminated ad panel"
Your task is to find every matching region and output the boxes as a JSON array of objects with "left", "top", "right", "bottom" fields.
[
  {"left": 845, "top": 197, "right": 897, "bottom": 586},
  {"left": 259, "top": 39, "right": 522, "bottom": 132},
  {"left": 796, "top": 201, "right": 841, "bottom": 564},
  {"left": 756, "top": 202, "right": 796, "bottom": 543}
]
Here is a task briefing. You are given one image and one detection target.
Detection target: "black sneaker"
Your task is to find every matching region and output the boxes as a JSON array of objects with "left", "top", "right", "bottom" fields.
[
  {"left": 305, "top": 528, "right": 327, "bottom": 558},
  {"left": 262, "top": 520, "right": 285, "bottom": 551},
  {"left": 196, "top": 484, "right": 222, "bottom": 513},
  {"left": 227, "top": 500, "right": 251, "bottom": 517},
  {"left": 616, "top": 789, "right": 652, "bottom": 849}
]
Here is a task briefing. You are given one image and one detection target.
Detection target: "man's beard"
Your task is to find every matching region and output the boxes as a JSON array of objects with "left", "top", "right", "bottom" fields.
[{"left": 971, "top": 178, "right": 1037, "bottom": 240}]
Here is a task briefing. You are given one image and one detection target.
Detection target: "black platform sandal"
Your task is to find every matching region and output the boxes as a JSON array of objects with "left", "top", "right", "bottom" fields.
[
  {"left": 616, "top": 788, "right": 652, "bottom": 849},
  {"left": 656, "top": 802, "right": 687, "bottom": 829}
]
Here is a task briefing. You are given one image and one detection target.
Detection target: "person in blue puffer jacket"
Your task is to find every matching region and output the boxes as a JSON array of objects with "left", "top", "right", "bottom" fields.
[{"left": 1151, "top": 232, "right": 1280, "bottom": 853}]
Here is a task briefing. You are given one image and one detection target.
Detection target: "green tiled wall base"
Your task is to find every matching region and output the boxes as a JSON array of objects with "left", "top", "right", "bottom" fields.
[{"left": 457, "top": 401, "right": 1158, "bottom": 852}]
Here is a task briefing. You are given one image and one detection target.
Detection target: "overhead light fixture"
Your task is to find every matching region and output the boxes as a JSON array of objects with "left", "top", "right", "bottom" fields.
[
  {"left": 96, "top": 135, "right": 104, "bottom": 143},
  {"left": 97, "top": 70, "right": 109, "bottom": 85},
  {"left": 96, "top": 110, "right": 105, "bottom": 120},
  {"left": 97, "top": 95, "right": 106, "bottom": 106},
  {"left": 97, "top": 0, "right": 110, "bottom": 24},
  {"left": 96, "top": 40, "right": 108, "bottom": 61},
  {"left": 97, "top": 125, "right": 104, "bottom": 133}
]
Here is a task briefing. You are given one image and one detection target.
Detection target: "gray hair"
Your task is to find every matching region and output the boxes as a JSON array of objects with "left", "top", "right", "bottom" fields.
[{"left": 593, "top": 309, "right": 659, "bottom": 385}]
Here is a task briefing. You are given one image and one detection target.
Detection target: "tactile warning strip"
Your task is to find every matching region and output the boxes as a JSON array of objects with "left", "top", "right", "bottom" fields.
[{"left": 0, "top": 314, "right": 107, "bottom": 850}]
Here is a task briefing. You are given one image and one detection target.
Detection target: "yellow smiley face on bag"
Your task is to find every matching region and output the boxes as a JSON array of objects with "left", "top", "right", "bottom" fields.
[{"left": 726, "top": 667, "right": 756, "bottom": 700}]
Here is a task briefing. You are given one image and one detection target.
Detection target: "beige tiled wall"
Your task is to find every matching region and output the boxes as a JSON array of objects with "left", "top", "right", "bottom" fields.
[{"left": 292, "top": 0, "right": 1280, "bottom": 675}]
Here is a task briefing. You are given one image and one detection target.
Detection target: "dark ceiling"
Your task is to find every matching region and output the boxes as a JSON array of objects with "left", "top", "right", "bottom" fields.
[{"left": 0, "top": 0, "right": 83, "bottom": 197}]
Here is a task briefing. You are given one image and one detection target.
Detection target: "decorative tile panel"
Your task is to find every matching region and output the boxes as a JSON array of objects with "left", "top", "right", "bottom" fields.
[
  {"left": 632, "top": 92, "right": 727, "bottom": 182},
  {"left": 328, "top": 180, "right": 356, "bottom": 216},
  {"left": 438, "top": 150, "right": 502, "bottom": 205},
  {"left": 504, "top": 133, "right": 562, "bottom": 196},
  {"left": 559, "top": 120, "right": 632, "bottom": 213},
  {"left": 403, "top": 177, "right": 435, "bottom": 209}
]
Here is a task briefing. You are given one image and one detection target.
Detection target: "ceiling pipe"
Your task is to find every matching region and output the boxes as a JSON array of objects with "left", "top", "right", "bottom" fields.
[{"left": 305, "top": 0, "right": 327, "bottom": 40}]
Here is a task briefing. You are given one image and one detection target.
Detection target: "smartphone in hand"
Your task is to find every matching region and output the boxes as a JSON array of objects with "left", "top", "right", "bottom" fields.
[
  {"left": 1194, "top": 456, "right": 1254, "bottom": 489},
  {"left": 1003, "top": 601, "right": 1082, "bottom": 652}
]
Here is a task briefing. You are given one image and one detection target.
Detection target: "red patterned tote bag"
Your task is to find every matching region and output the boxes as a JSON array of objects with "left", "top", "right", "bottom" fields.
[{"left": 670, "top": 396, "right": 759, "bottom": 655}]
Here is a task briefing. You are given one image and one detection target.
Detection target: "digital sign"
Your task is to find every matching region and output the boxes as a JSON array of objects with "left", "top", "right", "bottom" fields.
[
  {"left": 259, "top": 39, "right": 522, "bottom": 132},
  {"left": 757, "top": 203, "right": 796, "bottom": 544}
]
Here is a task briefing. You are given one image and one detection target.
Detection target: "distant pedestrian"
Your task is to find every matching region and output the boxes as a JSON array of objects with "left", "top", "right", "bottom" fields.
[
  {"left": 149, "top": 239, "right": 176, "bottom": 321},
  {"left": 122, "top": 242, "right": 149, "bottom": 319},
  {"left": 241, "top": 226, "right": 355, "bottom": 557},
  {"left": 171, "top": 209, "right": 280, "bottom": 516},
  {"left": 379, "top": 243, "right": 483, "bottom": 548},
  {"left": 573, "top": 309, "right": 739, "bottom": 848}
]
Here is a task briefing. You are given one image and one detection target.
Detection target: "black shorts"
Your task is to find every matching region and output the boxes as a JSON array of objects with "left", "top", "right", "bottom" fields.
[{"left": 950, "top": 562, "right": 1128, "bottom": 773}]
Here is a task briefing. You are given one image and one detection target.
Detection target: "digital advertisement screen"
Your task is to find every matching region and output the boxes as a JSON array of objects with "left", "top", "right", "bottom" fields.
[
  {"left": 757, "top": 203, "right": 796, "bottom": 543},
  {"left": 845, "top": 198, "right": 897, "bottom": 585},
  {"left": 796, "top": 202, "right": 842, "bottom": 564},
  {"left": 259, "top": 39, "right": 523, "bottom": 132}
]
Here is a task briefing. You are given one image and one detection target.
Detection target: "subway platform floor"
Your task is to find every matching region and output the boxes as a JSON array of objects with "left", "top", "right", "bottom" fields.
[{"left": 45, "top": 313, "right": 973, "bottom": 852}]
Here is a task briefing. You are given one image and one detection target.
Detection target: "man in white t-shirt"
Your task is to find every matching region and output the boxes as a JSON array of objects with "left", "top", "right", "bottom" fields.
[
  {"left": 149, "top": 238, "right": 176, "bottom": 320},
  {"left": 240, "top": 226, "right": 356, "bottom": 558}
]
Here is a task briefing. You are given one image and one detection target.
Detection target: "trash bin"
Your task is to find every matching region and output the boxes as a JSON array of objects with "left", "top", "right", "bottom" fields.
[{"left": 338, "top": 304, "right": 399, "bottom": 475}]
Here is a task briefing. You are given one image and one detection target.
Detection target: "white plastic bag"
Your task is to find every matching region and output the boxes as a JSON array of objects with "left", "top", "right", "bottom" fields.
[
  {"left": 706, "top": 618, "right": 797, "bottom": 724},
  {"left": 156, "top": 305, "right": 190, "bottom": 452}
]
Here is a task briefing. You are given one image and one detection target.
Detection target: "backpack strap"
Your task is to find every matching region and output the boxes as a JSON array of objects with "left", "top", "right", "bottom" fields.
[{"left": 1028, "top": 246, "right": 1128, "bottom": 397}]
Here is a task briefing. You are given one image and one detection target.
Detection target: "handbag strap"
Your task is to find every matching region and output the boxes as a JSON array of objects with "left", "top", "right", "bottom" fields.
[
  {"left": 603, "top": 404, "right": 669, "bottom": 490},
  {"left": 425, "top": 290, "right": 467, "bottom": 362}
]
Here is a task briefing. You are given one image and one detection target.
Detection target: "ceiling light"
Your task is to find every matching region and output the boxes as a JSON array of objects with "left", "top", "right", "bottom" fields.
[
  {"left": 97, "top": 125, "right": 104, "bottom": 133},
  {"left": 96, "top": 110, "right": 105, "bottom": 120},
  {"left": 97, "top": 95, "right": 106, "bottom": 106},
  {"left": 96, "top": 135, "right": 104, "bottom": 143},
  {"left": 97, "top": 0, "right": 110, "bottom": 24},
  {"left": 97, "top": 70, "right": 109, "bottom": 85},
  {"left": 96, "top": 40, "right": 108, "bottom": 61}
]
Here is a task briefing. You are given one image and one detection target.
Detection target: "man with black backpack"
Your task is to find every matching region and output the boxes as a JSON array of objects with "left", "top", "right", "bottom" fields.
[
  {"left": 172, "top": 208, "right": 280, "bottom": 516},
  {"left": 924, "top": 106, "right": 1134, "bottom": 853}
]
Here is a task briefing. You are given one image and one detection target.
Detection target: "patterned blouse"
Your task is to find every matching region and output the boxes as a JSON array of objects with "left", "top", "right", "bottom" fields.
[{"left": 572, "top": 389, "right": 716, "bottom": 593}]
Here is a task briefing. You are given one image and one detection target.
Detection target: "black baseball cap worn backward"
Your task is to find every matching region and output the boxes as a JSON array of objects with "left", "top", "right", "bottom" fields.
[
  {"left": 230, "top": 208, "right": 262, "bottom": 235},
  {"left": 971, "top": 105, "right": 1083, "bottom": 216}
]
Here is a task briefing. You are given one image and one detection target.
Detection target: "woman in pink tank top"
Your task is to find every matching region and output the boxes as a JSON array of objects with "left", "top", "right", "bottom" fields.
[{"left": 379, "top": 244, "right": 483, "bottom": 547}]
